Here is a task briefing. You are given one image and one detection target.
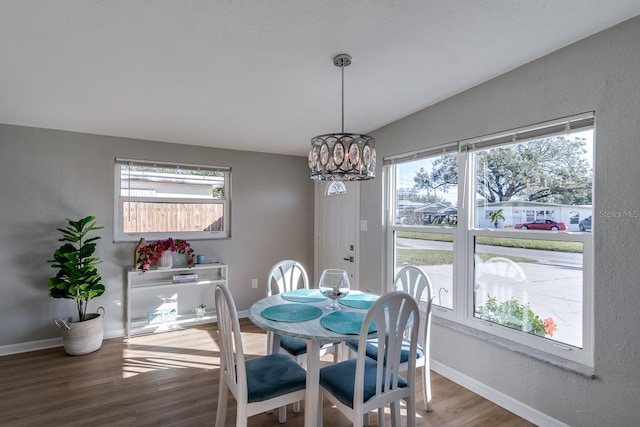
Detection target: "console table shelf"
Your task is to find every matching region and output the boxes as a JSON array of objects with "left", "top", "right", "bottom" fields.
[{"left": 126, "top": 263, "right": 227, "bottom": 340}]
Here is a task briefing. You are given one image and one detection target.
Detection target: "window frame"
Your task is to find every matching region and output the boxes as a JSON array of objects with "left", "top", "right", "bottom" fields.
[
  {"left": 114, "top": 158, "right": 231, "bottom": 242},
  {"left": 385, "top": 113, "right": 594, "bottom": 369}
]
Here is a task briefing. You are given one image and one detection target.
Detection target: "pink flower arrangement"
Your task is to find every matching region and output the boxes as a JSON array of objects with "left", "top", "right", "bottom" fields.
[{"left": 136, "top": 238, "right": 195, "bottom": 272}]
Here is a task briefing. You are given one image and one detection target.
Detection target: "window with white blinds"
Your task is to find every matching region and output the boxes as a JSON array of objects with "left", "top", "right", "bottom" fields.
[
  {"left": 114, "top": 158, "right": 231, "bottom": 242},
  {"left": 385, "top": 112, "right": 594, "bottom": 369}
]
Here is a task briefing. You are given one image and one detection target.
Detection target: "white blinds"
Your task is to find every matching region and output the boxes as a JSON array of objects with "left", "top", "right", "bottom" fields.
[
  {"left": 383, "top": 111, "right": 594, "bottom": 164},
  {"left": 115, "top": 158, "right": 230, "bottom": 173},
  {"left": 460, "top": 112, "right": 594, "bottom": 152},
  {"left": 383, "top": 141, "right": 458, "bottom": 166}
]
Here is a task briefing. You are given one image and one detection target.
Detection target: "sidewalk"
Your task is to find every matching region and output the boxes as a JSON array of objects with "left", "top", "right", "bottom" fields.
[{"left": 418, "top": 262, "right": 583, "bottom": 348}]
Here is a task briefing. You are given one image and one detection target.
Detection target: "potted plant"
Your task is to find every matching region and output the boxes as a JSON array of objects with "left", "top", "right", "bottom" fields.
[
  {"left": 477, "top": 295, "right": 557, "bottom": 337},
  {"left": 136, "top": 238, "right": 195, "bottom": 272},
  {"left": 193, "top": 303, "right": 206, "bottom": 319},
  {"left": 48, "top": 215, "right": 106, "bottom": 355}
]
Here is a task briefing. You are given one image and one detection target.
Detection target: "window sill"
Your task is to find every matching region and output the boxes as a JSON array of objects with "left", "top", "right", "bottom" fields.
[{"left": 433, "top": 317, "right": 595, "bottom": 379}]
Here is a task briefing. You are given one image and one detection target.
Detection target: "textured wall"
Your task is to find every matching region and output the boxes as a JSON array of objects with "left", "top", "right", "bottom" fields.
[
  {"left": 0, "top": 126, "right": 314, "bottom": 346},
  {"left": 359, "top": 16, "right": 640, "bottom": 427}
]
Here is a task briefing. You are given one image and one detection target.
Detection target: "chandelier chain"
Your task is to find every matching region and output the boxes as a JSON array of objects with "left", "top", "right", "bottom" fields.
[{"left": 341, "top": 63, "right": 345, "bottom": 134}]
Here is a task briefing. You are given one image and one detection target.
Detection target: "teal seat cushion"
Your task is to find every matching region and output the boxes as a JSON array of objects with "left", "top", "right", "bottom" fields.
[
  {"left": 279, "top": 335, "right": 337, "bottom": 358},
  {"left": 245, "top": 353, "right": 306, "bottom": 403},
  {"left": 346, "top": 339, "right": 424, "bottom": 363},
  {"left": 319, "top": 358, "right": 407, "bottom": 409},
  {"left": 279, "top": 335, "right": 308, "bottom": 356}
]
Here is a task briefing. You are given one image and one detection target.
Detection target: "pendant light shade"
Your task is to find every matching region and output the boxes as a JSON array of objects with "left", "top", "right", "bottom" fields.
[{"left": 309, "top": 54, "right": 376, "bottom": 181}]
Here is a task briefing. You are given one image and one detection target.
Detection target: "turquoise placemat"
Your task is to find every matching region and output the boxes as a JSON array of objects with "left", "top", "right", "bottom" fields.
[
  {"left": 281, "top": 288, "right": 328, "bottom": 303},
  {"left": 261, "top": 304, "right": 323, "bottom": 322},
  {"left": 338, "top": 292, "right": 379, "bottom": 309},
  {"left": 320, "top": 311, "right": 376, "bottom": 335}
]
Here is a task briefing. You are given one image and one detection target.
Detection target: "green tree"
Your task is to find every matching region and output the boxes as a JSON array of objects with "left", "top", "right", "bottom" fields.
[
  {"left": 477, "top": 137, "right": 591, "bottom": 203},
  {"left": 414, "top": 136, "right": 592, "bottom": 204},
  {"left": 413, "top": 154, "right": 458, "bottom": 197}
]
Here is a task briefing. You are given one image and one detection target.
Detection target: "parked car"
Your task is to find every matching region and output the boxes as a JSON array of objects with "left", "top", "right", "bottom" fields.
[
  {"left": 514, "top": 219, "right": 568, "bottom": 231},
  {"left": 579, "top": 216, "right": 592, "bottom": 231}
]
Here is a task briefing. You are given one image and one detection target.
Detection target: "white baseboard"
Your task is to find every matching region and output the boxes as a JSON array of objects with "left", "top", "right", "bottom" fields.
[
  {"left": 0, "top": 329, "right": 125, "bottom": 356},
  {"left": 432, "top": 359, "right": 569, "bottom": 427},
  {"left": 0, "top": 337, "right": 62, "bottom": 356}
]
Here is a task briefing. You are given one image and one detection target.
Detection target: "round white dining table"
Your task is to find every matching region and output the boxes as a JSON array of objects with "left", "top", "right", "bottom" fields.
[{"left": 248, "top": 290, "right": 377, "bottom": 427}]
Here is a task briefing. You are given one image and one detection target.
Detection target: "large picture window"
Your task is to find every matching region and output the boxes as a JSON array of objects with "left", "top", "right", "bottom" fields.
[
  {"left": 114, "top": 159, "right": 231, "bottom": 242},
  {"left": 386, "top": 113, "right": 594, "bottom": 368}
]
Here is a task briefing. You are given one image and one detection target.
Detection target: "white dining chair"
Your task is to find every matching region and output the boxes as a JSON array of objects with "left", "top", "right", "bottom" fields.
[
  {"left": 318, "top": 291, "right": 420, "bottom": 427},
  {"left": 266, "top": 260, "right": 339, "bottom": 414},
  {"left": 214, "top": 284, "right": 307, "bottom": 426},
  {"left": 266, "top": 260, "right": 338, "bottom": 365},
  {"left": 346, "top": 265, "right": 434, "bottom": 412},
  {"left": 266, "top": 260, "right": 310, "bottom": 360}
]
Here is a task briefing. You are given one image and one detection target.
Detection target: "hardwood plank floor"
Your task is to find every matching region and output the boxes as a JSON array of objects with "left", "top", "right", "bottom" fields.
[{"left": 0, "top": 319, "right": 535, "bottom": 426}]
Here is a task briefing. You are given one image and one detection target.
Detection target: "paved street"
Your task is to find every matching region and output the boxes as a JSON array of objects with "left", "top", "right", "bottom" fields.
[{"left": 398, "top": 238, "right": 583, "bottom": 348}]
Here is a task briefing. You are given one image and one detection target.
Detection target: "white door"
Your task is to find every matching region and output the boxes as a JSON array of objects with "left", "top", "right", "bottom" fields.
[{"left": 314, "top": 181, "right": 360, "bottom": 289}]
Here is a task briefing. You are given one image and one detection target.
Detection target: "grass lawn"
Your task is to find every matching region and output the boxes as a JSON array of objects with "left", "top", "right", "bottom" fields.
[
  {"left": 397, "top": 249, "right": 536, "bottom": 266},
  {"left": 397, "top": 231, "right": 583, "bottom": 253}
]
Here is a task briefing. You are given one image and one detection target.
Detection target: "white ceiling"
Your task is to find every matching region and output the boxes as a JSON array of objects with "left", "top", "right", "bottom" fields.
[{"left": 1, "top": 1, "right": 639, "bottom": 157}]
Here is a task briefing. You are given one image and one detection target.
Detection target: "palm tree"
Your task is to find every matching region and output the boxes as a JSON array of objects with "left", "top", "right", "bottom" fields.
[{"left": 489, "top": 208, "right": 506, "bottom": 228}]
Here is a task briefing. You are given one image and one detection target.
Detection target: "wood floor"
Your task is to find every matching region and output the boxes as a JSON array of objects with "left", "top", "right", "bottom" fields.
[{"left": 0, "top": 319, "right": 535, "bottom": 427}]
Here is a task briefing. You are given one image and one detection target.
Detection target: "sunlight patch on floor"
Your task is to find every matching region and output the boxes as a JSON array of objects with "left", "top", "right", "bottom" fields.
[{"left": 121, "top": 326, "right": 221, "bottom": 378}]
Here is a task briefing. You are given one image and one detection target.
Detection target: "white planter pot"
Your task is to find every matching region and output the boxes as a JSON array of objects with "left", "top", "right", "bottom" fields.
[
  {"left": 55, "top": 307, "right": 105, "bottom": 356},
  {"left": 157, "top": 251, "right": 173, "bottom": 269}
]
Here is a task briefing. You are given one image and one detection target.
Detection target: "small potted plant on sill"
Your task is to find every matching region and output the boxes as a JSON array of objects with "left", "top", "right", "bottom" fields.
[
  {"left": 48, "top": 215, "right": 106, "bottom": 355},
  {"left": 193, "top": 303, "right": 206, "bottom": 320},
  {"left": 477, "top": 295, "right": 558, "bottom": 337},
  {"left": 136, "top": 238, "right": 195, "bottom": 272}
]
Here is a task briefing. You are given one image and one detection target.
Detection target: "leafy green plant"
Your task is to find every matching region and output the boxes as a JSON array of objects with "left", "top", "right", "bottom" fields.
[
  {"left": 477, "top": 295, "right": 557, "bottom": 337},
  {"left": 489, "top": 208, "right": 506, "bottom": 228},
  {"left": 48, "top": 216, "right": 105, "bottom": 321}
]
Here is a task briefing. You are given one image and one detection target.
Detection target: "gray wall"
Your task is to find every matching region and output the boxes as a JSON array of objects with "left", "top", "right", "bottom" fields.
[
  {"left": 359, "top": 16, "right": 640, "bottom": 427},
  {"left": 0, "top": 126, "right": 314, "bottom": 346},
  {"left": 2, "top": 15, "right": 639, "bottom": 427}
]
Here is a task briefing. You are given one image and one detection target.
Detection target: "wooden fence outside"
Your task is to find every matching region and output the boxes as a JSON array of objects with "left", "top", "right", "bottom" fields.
[{"left": 123, "top": 202, "right": 224, "bottom": 233}]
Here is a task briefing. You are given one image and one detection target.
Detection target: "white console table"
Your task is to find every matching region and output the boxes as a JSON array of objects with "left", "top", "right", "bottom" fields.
[{"left": 126, "top": 262, "right": 227, "bottom": 340}]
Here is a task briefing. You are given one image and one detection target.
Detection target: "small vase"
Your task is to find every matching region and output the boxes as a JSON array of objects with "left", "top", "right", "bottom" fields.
[
  {"left": 194, "top": 306, "right": 206, "bottom": 320},
  {"left": 157, "top": 251, "right": 173, "bottom": 269}
]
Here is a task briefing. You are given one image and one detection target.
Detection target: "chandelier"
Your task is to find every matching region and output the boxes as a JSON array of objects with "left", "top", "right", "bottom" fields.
[{"left": 309, "top": 54, "right": 376, "bottom": 181}]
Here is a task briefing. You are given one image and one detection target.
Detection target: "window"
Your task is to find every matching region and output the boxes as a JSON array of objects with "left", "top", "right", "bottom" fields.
[
  {"left": 386, "top": 113, "right": 594, "bottom": 368},
  {"left": 570, "top": 211, "right": 579, "bottom": 225},
  {"left": 386, "top": 143, "right": 458, "bottom": 310},
  {"left": 114, "top": 159, "right": 231, "bottom": 242}
]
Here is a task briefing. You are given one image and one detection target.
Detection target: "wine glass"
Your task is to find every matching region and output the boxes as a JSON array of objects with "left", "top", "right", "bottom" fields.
[{"left": 318, "top": 269, "right": 350, "bottom": 310}]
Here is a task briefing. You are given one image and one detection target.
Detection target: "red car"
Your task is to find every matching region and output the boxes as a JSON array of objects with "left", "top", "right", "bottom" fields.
[{"left": 514, "top": 218, "right": 567, "bottom": 231}]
